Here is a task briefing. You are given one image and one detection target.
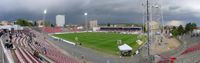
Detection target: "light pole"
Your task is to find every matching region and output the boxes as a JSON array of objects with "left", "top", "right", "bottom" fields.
[
  {"left": 84, "top": 12, "right": 88, "bottom": 32},
  {"left": 43, "top": 9, "right": 47, "bottom": 22},
  {"left": 43, "top": 9, "right": 47, "bottom": 33},
  {"left": 146, "top": 0, "right": 151, "bottom": 62}
]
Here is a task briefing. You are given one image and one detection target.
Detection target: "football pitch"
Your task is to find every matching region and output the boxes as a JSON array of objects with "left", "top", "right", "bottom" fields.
[{"left": 53, "top": 32, "right": 141, "bottom": 55}]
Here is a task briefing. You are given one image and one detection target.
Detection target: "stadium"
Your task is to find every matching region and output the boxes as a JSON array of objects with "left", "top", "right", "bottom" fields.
[
  {"left": 0, "top": 24, "right": 147, "bottom": 63},
  {"left": 1, "top": 0, "right": 200, "bottom": 63},
  {"left": 51, "top": 27, "right": 143, "bottom": 55}
]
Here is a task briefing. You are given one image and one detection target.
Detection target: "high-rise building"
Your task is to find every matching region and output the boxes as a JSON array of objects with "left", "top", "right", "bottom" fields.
[
  {"left": 89, "top": 20, "right": 98, "bottom": 29},
  {"left": 56, "top": 15, "right": 65, "bottom": 27}
]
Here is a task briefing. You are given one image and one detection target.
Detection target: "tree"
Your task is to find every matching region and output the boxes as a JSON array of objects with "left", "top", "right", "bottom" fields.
[
  {"left": 185, "top": 22, "right": 197, "bottom": 33},
  {"left": 51, "top": 24, "right": 55, "bottom": 27},
  {"left": 15, "top": 19, "right": 33, "bottom": 26},
  {"left": 185, "top": 23, "right": 192, "bottom": 33},
  {"left": 172, "top": 26, "right": 176, "bottom": 30},
  {"left": 29, "top": 22, "right": 33, "bottom": 26},
  {"left": 34, "top": 21, "right": 37, "bottom": 26},
  {"left": 143, "top": 26, "right": 147, "bottom": 33},
  {"left": 191, "top": 22, "right": 197, "bottom": 30},
  {"left": 170, "top": 26, "right": 179, "bottom": 36},
  {"left": 107, "top": 23, "right": 111, "bottom": 27},
  {"left": 177, "top": 25, "right": 184, "bottom": 35},
  {"left": 170, "top": 22, "right": 197, "bottom": 36}
]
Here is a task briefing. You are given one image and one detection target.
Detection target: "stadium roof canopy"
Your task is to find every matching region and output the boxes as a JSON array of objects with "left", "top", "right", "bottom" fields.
[{"left": 118, "top": 44, "right": 132, "bottom": 51}]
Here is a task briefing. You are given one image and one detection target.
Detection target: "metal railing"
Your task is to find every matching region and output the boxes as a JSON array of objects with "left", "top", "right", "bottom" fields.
[{"left": 0, "top": 35, "right": 15, "bottom": 63}]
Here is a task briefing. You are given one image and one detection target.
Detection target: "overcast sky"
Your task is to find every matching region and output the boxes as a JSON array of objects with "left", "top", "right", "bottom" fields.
[{"left": 0, "top": 0, "right": 200, "bottom": 25}]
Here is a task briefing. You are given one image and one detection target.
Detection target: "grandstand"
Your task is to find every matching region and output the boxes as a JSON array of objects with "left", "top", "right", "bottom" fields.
[
  {"left": 0, "top": 28, "right": 79, "bottom": 63},
  {"left": 2, "top": 25, "right": 200, "bottom": 63},
  {"left": 42, "top": 27, "right": 62, "bottom": 33},
  {"left": 181, "top": 43, "right": 200, "bottom": 55},
  {"left": 100, "top": 27, "right": 142, "bottom": 32}
]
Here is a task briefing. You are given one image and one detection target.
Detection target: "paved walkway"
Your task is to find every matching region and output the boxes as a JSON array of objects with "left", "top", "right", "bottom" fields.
[
  {"left": 0, "top": 40, "right": 3, "bottom": 63},
  {"left": 150, "top": 33, "right": 181, "bottom": 55},
  {"left": 152, "top": 37, "right": 180, "bottom": 55}
]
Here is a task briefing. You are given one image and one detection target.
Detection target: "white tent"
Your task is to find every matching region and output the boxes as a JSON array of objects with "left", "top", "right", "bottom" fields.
[{"left": 118, "top": 44, "right": 132, "bottom": 51}]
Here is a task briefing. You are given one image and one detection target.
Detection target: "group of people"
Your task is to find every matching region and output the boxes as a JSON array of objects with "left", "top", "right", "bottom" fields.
[
  {"left": 4, "top": 30, "right": 14, "bottom": 49},
  {"left": 21, "top": 29, "right": 48, "bottom": 59},
  {"left": 4, "top": 30, "right": 27, "bottom": 49},
  {"left": 191, "top": 33, "right": 200, "bottom": 37},
  {"left": 4, "top": 28, "right": 48, "bottom": 58}
]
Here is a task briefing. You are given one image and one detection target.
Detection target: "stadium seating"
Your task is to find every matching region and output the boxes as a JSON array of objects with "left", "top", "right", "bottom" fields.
[
  {"left": 181, "top": 43, "right": 200, "bottom": 55},
  {"left": 42, "top": 27, "right": 62, "bottom": 33},
  {"left": 100, "top": 27, "right": 141, "bottom": 32},
  {"left": 13, "top": 34, "right": 41, "bottom": 63},
  {"left": 157, "top": 55, "right": 176, "bottom": 63},
  {"left": 12, "top": 30, "right": 79, "bottom": 63},
  {"left": 34, "top": 36, "right": 79, "bottom": 63}
]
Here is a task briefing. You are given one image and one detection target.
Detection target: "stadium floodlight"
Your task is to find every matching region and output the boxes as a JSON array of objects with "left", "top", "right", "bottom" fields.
[
  {"left": 84, "top": 12, "right": 88, "bottom": 31},
  {"left": 43, "top": 9, "right": 47, "bottom": 21},
  {"left": 84, "top": 12, "right": 88, "bottom": 16},
  {"left": 146, "top": 0, "right": 152, "bottom": 62},
  {"left": 44, "top": 9, "right": 47, "bottom": 14}
]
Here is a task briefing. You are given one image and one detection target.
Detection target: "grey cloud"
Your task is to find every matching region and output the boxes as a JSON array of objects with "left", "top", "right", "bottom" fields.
[
  {"left": 168, "top": 6, "right": 180, "bottom": 11},
  {"left": 0, "top": 0, "right": 199, "bottom": 25}
]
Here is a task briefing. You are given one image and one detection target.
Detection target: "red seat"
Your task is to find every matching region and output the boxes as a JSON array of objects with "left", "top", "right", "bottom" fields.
[
  {"left": 181, "top": 43, "right": 200, "bottom": 55},
  {"left": 42, "top": 27, "right": 63, "bottom": 33}
]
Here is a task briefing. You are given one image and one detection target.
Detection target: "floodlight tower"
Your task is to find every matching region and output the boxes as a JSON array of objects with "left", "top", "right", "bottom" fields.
[
  {"left": 146, "top": 0, "right": 150, "bottom": 57},
  {"left": 84, "top": 12, "right": 88, "bottom": 31},
  {"left": 151, "top": 0, "right": 163, "bottom": 33},
  {"left": 142, "top": 2, "right": 146, "bottom": 33},
  {"left": 43, "top": 9, "right": 47, "bottom": 21},
  {"left": 151, "top": 0, "right": 165, "bottom": 47},
  {"left": 145, "top": 0, "right": 155, "bottom": 62},
  {"left": 146, "top": 0, "right": 164, "bottom": 62}
]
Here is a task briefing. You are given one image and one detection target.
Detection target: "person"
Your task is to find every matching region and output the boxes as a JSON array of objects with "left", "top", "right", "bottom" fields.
[
  {"left": 16, "top": 34, "right": 18, "bottom": 37},
  {"left": 35, "top": 41, "right": 38, "bottom": 45},
  {"left": 4, "top": 39, "right": 13, "bottom": 49},
  {"left": 29, "top": 36, "right": 32, "bottom": 43},
  {"left": 4, "top": 40, "right": 9, "bottom": 48},
  {"left": 9, "top": 34, "right": 12, "bottom": 42},
  {"left": 8, "top": 43, "right": 13, "bottom": 49},
  {"left": 42, "top": 47, "right": 47, "bottom": 54},
  {"left": 81, "top": 55, "right": 85, "bottom": 61},
  {"left": 33, "top": 50, "right": 40, "bottom": 59}
]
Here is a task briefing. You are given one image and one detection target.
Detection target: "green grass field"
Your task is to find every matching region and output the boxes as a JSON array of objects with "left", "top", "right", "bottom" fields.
[{"left": 53, "top": 32, "right": 140, "bottom": 55}]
